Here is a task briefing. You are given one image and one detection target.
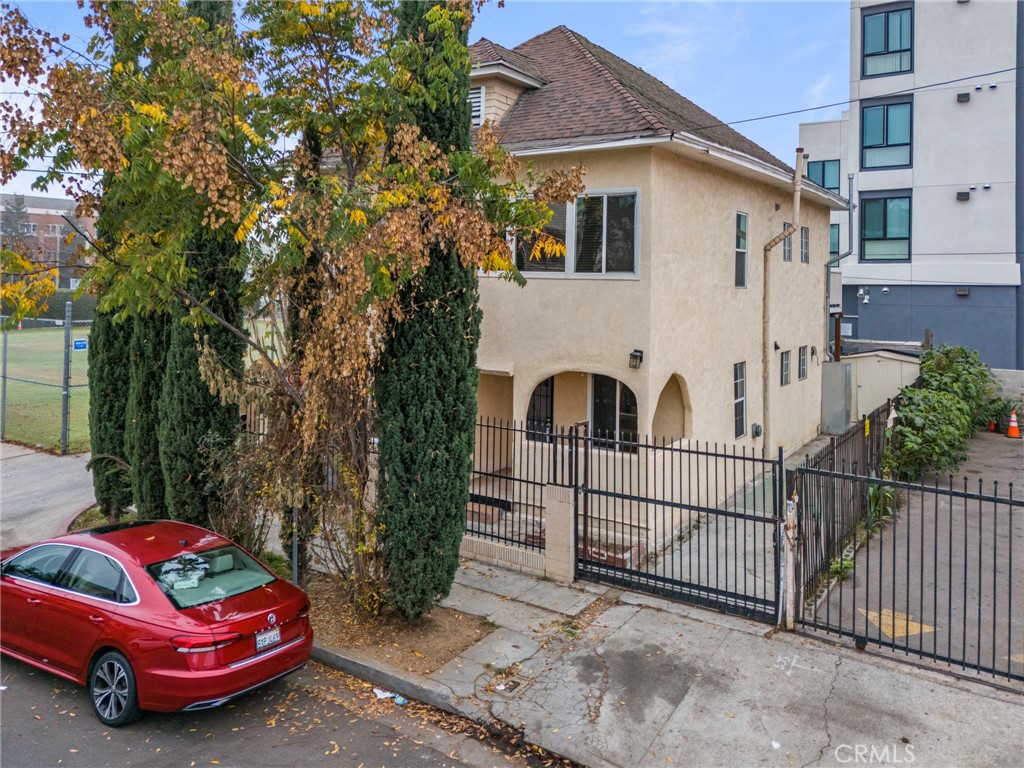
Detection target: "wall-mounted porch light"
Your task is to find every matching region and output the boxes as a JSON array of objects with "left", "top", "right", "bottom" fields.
[{"left": 628, "top": 349, "right": 644, "bottom": 369}]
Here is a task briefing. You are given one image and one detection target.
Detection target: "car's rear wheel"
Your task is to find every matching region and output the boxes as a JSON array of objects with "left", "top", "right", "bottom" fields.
[{"left": 89, "top": 651, "right": 140, "bottom": 727}]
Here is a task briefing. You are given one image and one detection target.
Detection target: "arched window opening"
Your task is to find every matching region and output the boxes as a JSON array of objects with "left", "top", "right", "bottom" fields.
[
  {"left": 526, "top": 376, "right": 554, "bottom": 442},
  {"left": 591, "top": 374, "right": 638, "bottom": 451}
]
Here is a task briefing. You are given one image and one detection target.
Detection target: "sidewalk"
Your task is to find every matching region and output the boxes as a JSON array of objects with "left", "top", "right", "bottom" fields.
[
  {"left": 314, "top": 559, "right": 1022, "bottom": 768},
  {"left": 0, "top": 441, "right": 94, "bottom": 548}
]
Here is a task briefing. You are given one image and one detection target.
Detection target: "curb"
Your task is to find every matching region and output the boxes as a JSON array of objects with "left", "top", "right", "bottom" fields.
[
  {"left": 310, "top": 644, "right": 596, "bottom": 766},
  {"left": 61, "top": 500, "right": 98, "bottom": 535},
  {"left": 311, "top": 644, "right": 485, "bottom": 722}
]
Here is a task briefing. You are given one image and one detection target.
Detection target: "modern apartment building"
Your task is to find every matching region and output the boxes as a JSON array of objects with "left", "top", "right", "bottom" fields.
[{"left": 799, "top": 0, "right": 1023, "bottom": 369}]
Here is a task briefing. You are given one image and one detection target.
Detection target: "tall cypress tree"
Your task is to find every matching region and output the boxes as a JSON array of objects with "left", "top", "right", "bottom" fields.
[
  {"left": 158, "top": 0, "right": 243, "bottom": 527},
  {"left": 87, "top": 308, "right": 133, "bottom": 522},
  {"left": 125, "top": 311, "right": 169, "bottom": 518},
  {"left": 159, "top": 233, "right": 242, "bottom": 527},
  {"left": 87, "top": 14, "right": 136, "bottom": 523},
  {"left": 375, "top": 2, "right": 480, "bottom": 620}
]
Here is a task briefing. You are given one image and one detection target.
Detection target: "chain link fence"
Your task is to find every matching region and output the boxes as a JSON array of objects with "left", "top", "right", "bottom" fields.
[{"left": 1, "top": 301, "right": 93, "bottom": 454}]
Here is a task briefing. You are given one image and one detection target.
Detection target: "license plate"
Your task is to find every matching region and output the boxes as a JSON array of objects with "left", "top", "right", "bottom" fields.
[{"left": 255, "top": 626, "right": 281, "bottom": 651}]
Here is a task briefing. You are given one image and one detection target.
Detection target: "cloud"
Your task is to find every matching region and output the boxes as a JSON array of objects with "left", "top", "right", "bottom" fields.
[
  {"left": 804, "top": 74, "right": 833, "bottom": 108},
  {"left": 622, "top": 2, "right": 750, "bottom": 89}
]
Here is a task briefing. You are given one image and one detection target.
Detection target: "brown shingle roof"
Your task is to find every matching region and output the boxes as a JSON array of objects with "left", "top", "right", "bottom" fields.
[
  {"left": 473, "top": 26, "right": 789, "bottom": 172},
  {"left": 469, "top": 38, "right": 548, "bottom": 84}
]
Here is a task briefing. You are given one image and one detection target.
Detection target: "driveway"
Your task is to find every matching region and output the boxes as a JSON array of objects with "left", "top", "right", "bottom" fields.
[
  {"left": 803, "top": 431, "right": 1024, "bottom": 684},
  {"left": 0, "top": 442, "right": 95, "bottom": 548}
]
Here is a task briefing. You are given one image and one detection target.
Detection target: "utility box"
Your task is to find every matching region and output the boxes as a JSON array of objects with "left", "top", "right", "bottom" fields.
[{"left": 821, "top": 362, "right": 852, "bottom": 435}]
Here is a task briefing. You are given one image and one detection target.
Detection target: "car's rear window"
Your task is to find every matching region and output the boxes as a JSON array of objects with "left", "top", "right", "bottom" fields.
[{"left": 146, "top": 546, "right": 276, "bottom": 609}]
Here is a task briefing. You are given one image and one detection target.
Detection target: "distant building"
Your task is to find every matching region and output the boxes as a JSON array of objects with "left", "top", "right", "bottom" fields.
[
  {"left": 799, "top": 0, "right": 1022, "bottom": 370},
  {"left": 0, "top": 193, "right": 93, "bottom": 290}
]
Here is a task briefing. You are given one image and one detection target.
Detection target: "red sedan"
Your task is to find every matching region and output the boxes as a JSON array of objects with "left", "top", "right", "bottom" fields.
[{"left": 0, "top": 520, "right": 313, "bottom": 726}]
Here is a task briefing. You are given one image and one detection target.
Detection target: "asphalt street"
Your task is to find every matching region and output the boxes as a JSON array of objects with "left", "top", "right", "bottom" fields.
[{"left": 0, "top": 659, "right": 534, "bottom": 768}]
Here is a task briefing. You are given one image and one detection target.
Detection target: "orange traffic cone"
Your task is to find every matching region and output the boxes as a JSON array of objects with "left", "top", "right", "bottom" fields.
[{"left": 1008, "top": 410, "right": 1022, "bottom": 439}]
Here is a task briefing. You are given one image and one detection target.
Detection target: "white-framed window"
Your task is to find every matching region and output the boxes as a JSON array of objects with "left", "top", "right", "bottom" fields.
[
  {"left": 735, "top": 212, "right": 747, "bottom": 287},
  {"left": 514, "top": 190, "right": 640, "bottom": 278},
  {"left": 780, "top": 350, "right": 791, "bottom": 386},
  {"left": 516, "top": 202, "right": 567, "bottom": 273},
  {"left": 45, "top": 249, "right": 58, "bottom": 260},
  {"left": 798, "top": 346, "right": 808, "bottom": 380},
  {"left": 800, "top": 226, "right": 809, "bottom": 263},
  {"left": 591, "top": 374, "right": 638, "bottom": 451},
  {"left": 20, "top": 222, "right": 37, "bottom": 235},
  {"left": 782, "top": 222, "right": 792, "bottom": 262},
  {"left": 468, "top": 86, "right": 484, "bottom": 128},
  {"left": 575, "top": 193, "right": 637, "bottom": 274},
  {"left": 68, "top": 278, "right": 80, "bottom": 290},
  {"left": 46, "top": 223, "right": 60, "bottom": 236},
  {"left": 733, "top": 363, "right": 746, "bottom": 438}
]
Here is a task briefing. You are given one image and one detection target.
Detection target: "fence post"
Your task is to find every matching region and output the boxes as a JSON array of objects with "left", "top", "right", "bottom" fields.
[
  {"left": 60, "top": 301, "right": 72, "bottom": 455},
  {"left": 1, "top": 328, "right": 7, "bottom": 441},
  {"left": 784, "top": 497, "right": 798, "bottom": 630},
  {"left": 569, "top": 426, "right": 580, "bottom": 575}
]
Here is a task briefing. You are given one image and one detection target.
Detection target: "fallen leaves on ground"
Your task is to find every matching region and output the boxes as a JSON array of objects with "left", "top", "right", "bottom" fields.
[{"left": 305, "top": 572, "right": 494, "bottom": 675}]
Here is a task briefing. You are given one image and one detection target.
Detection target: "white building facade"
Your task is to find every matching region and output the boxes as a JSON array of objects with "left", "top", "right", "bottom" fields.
[{"left": 800, "top": 0, "right": 1023, "bottom": 370}]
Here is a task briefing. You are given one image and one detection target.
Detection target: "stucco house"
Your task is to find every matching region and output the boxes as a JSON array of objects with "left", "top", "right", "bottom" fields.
[{"left": 470, "top": 26, "right": 846, "bottom": 456}]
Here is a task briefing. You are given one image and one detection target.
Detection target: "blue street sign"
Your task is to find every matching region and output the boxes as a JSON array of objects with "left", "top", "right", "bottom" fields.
[{"left": 73, "top": 339, "right": 88, "bottom": 351}]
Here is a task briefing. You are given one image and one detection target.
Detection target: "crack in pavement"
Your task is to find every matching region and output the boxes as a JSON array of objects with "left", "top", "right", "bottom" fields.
[
  {"left": 587, "top": 646, "right": 610, "bottom": 724},
  {"left": 803, "top": 656, "right": 842, "bottom": 768}
]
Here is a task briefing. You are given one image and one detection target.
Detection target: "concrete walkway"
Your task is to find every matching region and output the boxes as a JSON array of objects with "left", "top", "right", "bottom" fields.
[{"left": 315, "top": 560, "right": 1021, "bottom": 768}]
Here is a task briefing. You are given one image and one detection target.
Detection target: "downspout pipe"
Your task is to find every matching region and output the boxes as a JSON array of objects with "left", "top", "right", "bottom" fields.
[
  {"left": 762, "top": 148, "right": 807, "bottom": 454},
  {"left": 824, "top": 174, "right": 856, "bottom": 361}
]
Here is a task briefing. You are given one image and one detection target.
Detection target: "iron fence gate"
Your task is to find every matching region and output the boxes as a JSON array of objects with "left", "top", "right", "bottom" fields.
[
  {"left": 573, "top": 431, "right": 785, "bottom": 623},
  {"left": 797, "top": 468, "right": 1023, "bottom": 684}
]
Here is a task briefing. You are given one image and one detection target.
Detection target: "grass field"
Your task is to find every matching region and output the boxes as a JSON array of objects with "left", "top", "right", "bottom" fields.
[{"left": 2, "top": 325, "right": 92, "bottom": 453}]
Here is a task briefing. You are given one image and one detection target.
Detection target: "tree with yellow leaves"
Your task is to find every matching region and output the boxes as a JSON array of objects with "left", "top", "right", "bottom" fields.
[{"left": 1, "top": 0, "right": 583, "bottom": 608}]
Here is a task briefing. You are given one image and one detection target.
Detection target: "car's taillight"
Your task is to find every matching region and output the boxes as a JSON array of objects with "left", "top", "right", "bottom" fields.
[
  {"left": 170, "top": 633, "right": 242, "bottom": 653},
  {"left": 298, "top": 602, "right": 310, "bottom": 618}
]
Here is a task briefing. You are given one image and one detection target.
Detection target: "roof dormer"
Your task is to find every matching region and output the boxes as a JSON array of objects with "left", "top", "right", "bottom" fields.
[{"left": 468, "top": 38, "right": 546, "bottom": 127}]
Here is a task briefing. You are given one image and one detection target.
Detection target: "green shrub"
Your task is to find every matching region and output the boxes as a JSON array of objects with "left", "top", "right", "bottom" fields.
[
  {"left": 918, "top": 345, "right": 994, "bottom": 428},
  {"left": 891, "top": 387, "right": 972, "bottom": 480},
  {"left": 829, "top": 556, "right": 854, "bottom": 580},
  {"left": 889, "top": 345, "right": 994, "bottom": 480}
]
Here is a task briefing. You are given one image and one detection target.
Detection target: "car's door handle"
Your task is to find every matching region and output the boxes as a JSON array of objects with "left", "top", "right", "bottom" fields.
[
  {"left": 89, "top": 615, "right": 104, "bottom": 624},
  {"left": 27, "top": 598, "right": 41, "bottom": 604}
]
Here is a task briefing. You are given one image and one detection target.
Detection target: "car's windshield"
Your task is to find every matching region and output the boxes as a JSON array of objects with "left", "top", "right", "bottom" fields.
[{"left": 145, "top": 545, "right": 275, "bottom": 609}]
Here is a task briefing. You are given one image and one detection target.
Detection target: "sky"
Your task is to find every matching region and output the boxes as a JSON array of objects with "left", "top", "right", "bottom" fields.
[{"left": 3, "top": 0, "right": 851, "bottom": 199}]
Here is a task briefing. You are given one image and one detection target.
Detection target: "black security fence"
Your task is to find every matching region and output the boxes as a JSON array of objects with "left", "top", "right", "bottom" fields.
[
  {"left": 467, "top": 419, "right": 577, "bottom": 552},
  {"left": 464, "top": 415, "right": 782, "bottom": 626},
  {"left": 797, "top": 469, "right": 1023, "bottom": 684},
  {"left": 576, "top": 434, "right": 784, "bottom": 623},
  {"left": 797, "top": 398, "right": 895, "bottom": 600},
  {"left": 467, "top": 419, "right": 785, "bottom": 622}
]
